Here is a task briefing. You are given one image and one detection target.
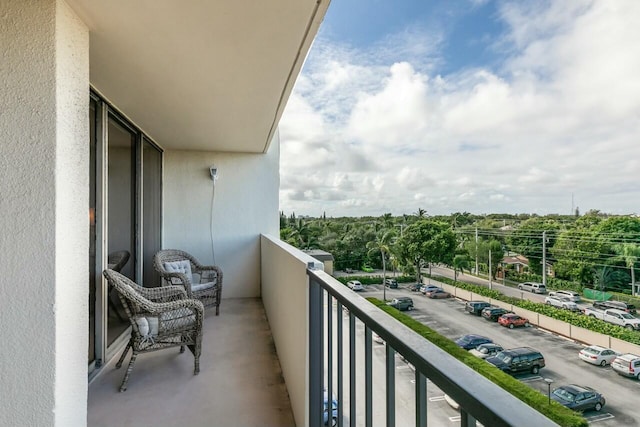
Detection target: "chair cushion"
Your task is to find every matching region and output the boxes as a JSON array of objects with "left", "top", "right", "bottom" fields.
[{"left": 163, "top": 260, "right": 192, "bottom": 285}]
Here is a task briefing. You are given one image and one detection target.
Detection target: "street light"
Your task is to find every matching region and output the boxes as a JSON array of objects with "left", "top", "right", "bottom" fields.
[{"left": 544, "top": 378, "right": 554, "bottom": 405}]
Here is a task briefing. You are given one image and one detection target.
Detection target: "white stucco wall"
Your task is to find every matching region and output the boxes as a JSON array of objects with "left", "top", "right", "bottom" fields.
[
  {"left": 0, "top": 1, "right": 89, "bottom": 426},
  {"left": 163, "top": 133, "right": 280, "bottom": 298},
  {"left": 261, "top": 235, "right": 318, "bottom": 427}
]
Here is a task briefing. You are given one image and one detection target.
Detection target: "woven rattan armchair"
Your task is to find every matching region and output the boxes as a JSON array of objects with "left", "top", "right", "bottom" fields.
[
  {"left": 103, "top": 269, "right": 204, "bottom": 392},
  {"left": 153, "top": 249, "right": 223, "bottom": 315}
]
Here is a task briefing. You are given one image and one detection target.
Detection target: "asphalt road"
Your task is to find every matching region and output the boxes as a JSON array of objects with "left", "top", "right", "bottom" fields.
[{"left": 345, "top": 284, "right": 640, "bottom": 426}]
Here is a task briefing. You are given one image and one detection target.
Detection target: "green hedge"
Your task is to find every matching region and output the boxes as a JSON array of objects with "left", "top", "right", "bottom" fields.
[
  {"left": 427, "top": 275, "right": 640, "bottom": 345},
  {"left": 334, "top": 275, "right": 415, "bottom": 286},
  {"left": 367, "top": 298, "right": 587, "bottom": 427}
]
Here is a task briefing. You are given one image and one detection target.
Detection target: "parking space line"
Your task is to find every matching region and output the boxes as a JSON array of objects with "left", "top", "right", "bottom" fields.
[
  {"left": 519, "top": 375, "right": 543, "bottom": 383},
  {"left": 585, "top": 413, "right": 615, "bottom": 423}
]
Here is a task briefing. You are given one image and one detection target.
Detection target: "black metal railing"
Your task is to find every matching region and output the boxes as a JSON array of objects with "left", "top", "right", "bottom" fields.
[{"left": 308, "top": 268, "right": 558, "bottom": 427}]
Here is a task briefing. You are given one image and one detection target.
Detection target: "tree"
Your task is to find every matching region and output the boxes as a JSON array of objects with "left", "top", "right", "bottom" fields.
[
  {"left": 366, "top": 230, "right": 395, "bottom": 301},
  {"left": 396, "top": 220, "right": 456, "bottom": 283},
  {"left": 614, "top": 243, "right": 640, "bottom": 295},
  {"left": 452, "top": 254, "right": 470, "bottom": 283}
]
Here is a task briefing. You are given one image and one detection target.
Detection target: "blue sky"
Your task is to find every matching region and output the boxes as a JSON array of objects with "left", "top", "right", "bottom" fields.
[{"left": 279, "top": 0, "right": 640, "bottom": 217}]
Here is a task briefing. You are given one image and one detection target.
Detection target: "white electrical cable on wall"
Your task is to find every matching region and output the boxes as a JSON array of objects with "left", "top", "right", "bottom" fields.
[{"left": 209, "top": 178, "right": 217, "bottom": 265}]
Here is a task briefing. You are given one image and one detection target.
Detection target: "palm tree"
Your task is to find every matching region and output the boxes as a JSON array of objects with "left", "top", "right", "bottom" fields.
[
  {"left": 366, "top": 230, "right": 395, "bottom": 301},
  {"left": 614, "top": 243, "right": 640, "bottom": 295},
  {"left": 452, "top": 254, "right": 470, "bottom": 283},
  {"left": 414, "top": 208, "right": 427, "bottom": 218}
]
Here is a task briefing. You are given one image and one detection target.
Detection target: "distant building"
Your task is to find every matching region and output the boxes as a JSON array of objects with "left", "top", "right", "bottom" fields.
[
  {"left": 303, "top": 249, "right": 335, "bottom": 275},
  {"left": 501, "top": 254, "right": 529, "bottom": 274}
]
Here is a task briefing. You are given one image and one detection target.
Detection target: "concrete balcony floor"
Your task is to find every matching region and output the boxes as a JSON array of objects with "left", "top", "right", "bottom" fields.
[{"left": 88, "top": 298, "right": 295, "bottom": 427}]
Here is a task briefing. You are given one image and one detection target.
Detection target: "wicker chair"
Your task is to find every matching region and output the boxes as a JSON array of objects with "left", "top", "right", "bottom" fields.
[
  {"left": 103, "top": 269, "right": 204, "bottom": 392},
  {"left": 153, "top": 249, "right": 223, "bottom": 315}
]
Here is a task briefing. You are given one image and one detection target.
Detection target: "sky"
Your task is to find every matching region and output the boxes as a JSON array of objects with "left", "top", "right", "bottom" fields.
[{"left": 278, "top": 0, "right": 640, "bottom": 218}]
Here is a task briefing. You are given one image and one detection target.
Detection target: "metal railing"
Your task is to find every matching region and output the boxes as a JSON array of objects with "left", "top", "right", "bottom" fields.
[{"left": 308, "top": 268, "right": 558, "bottom": 427}]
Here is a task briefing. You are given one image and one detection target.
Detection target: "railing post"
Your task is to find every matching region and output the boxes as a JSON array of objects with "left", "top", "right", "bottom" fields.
[
  {"left": 309, "top": 275, "right": 322, "bottom": 427},
  {"left": 349, "top": 313, "right": 356, "bottom": 427},
  {"left": 386, "top": 345, "right": 396, "bottom": 427},
  {"left": 365, "top": 326, "right": 372, "bottom": 427},
  {"left": 415, "top": 371, "right": 427, "bottom": 427},
  {"left": 327, "top": 291, "right": 333, "bottom": 427},
  {"left": 337, "top": 302, "right": 344, "bottom": 427},
  {"left": 461, "top": 408, "right": 477, "bottom": 427}
]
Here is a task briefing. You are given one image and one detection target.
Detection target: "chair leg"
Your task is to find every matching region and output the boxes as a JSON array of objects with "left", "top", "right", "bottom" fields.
[
  {"left": 119, "top": 352, "right": 138, "bottom": 392},
  {"left": 180, "top": 345, "right": 185, "bottom": 353},
  {"left": 115, "top": 342, "right": 131, "bottom": 369},
  {"left": 194, "top": 354, "right": 200, "bottom": 375}
]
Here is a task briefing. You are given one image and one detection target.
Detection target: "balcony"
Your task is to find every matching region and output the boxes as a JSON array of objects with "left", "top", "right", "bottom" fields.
[
  {"left": 88, "top": 235, "right": 559, "bottom": 426},
  {"left": 88, "top": 298, "right": 295, "bottom": 426}
]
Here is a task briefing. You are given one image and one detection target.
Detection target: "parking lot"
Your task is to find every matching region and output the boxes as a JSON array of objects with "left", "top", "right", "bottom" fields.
[{"left": 352, "top": 283, "right": 640, "bottom": 426}]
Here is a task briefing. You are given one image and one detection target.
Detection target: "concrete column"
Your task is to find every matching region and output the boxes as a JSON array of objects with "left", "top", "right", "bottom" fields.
[{"left": 0, "top": 1, "right": 89, "bottom": 426}]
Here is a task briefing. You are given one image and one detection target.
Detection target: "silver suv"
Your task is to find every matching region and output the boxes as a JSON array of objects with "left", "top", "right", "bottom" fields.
[
  {"left": 612, "top": 353, "right": 640, "bottom": 379},
  {"left": 544, "top": 295, "right": 580, "bottom": 311},
  {"left": 518, "top": 282, "right": 547, "bottom": 294}
]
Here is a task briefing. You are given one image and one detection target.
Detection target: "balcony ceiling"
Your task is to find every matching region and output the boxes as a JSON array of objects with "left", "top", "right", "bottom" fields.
[{"left": 67, "top": 0, "right": 329, "bottom": 153}]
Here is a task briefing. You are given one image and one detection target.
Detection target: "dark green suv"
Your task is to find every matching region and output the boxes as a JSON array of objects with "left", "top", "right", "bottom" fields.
[
  {"left": 387, "top": 297, "right": 414, "bottom": 311},
  {"left": 486, "top": 347, "right": 545, "bottom": 375}
]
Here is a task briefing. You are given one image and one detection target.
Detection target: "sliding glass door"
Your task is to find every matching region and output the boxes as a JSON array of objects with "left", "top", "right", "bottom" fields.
[{"left": 89, "top": 92, "right": 163, "bottom": 372}]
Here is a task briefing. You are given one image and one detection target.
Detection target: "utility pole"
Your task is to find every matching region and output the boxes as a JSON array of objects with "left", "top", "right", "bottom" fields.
[
  {"left": 489, "top": 249, "right": 493, "bottom": 290},
  {"left": 475, "top": 227, "right": 479, "bottom": 275},
  {"left": 542, "top": 231, "right": 547, "bottom": 288}
]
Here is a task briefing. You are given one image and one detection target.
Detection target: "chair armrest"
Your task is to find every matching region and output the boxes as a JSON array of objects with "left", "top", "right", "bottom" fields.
[
  {"left": 194, "top": 265, "right": 223, "bottom": 285},
  {"left": 158, "top": 272, "right": 193, "bottom": 294},
  {"left": 138, "top": 285, "right": 187, "bottom": 303},
  {"left": 148, "top": 299, "right": 205, "bottom": 323}
]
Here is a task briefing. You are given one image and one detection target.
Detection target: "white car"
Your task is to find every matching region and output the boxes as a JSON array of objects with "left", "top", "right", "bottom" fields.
[
  {"left": 347, "top": 280, "right": 363, "bottom": 291},
  {"left": 551, "top": 290, "right": 581, "bottom": 302},
  {"left": 545, "top": 294, "right": 579, "bottom": 311},
  {"left": 578, "top": 345, "right": 619, "bottom": 366}
]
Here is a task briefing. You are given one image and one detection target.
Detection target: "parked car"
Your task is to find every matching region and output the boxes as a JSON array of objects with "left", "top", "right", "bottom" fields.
[
  {"left": 420, "top": 284, "right": 440, "bottom": 295},
  {"left": 517, "top": 282, "right": 547, "bottom": 294},
  {"left": 425, "top": 288, "right": 451, "bottom": 299},
  {"left": 593, "top": 300, "right": 637, "bottom": 314},
  {"left": 611, "top": 353, "right": 640, "bottom": 379},
  {"left": 551, "top": 385, "right": 605, "bottom": 412},
  {"left": 387, "top": 297, "right": 414, "bottom": 311},
  {"left": 578, "top": 345, "right": 619, "bottom": 367},
  {"left": 465, "top": 300, "right": 492, "bottom": 315},
  {"left": 544, "top": 294, "right": 580, "bottom": 311},
  {"left": 486, "top": 347, "right": 545, "bottom": 375},
  {"left": 408, "top": 283, "right": 422, "bottom": 292},
  {"left": 481, "top": 306, "right": 511, "bottom": 321},
  {"left": 454, "top": 334, "right": 492, "bottom": 350},
  {"left": 347, "top": 280, "right": 363, "bottom": 291},
  {"left": 324, "top": 391, "right": 338, "bottom": 426},
  {"left": 498, "top": 313, "right": 529, "bottom": 329},
  {"left": 584, "top": 307, "right": 640, "bottom": 330},
  {"left": 384, "top": 278, "right": 398, "bottom": 288},
  {"left": 469, "top": 343, "right": 504, "bottom": 359},
  {"left": 550, "top": 290, "right": 581, "bottom": 302}
]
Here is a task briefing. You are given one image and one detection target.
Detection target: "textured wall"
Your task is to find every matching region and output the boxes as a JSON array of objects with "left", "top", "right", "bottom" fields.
[
  {"left": 0, "top": 1, "right": 89, "bottom": 425},
  {"left": 163, "top": 132, "right": 280, "bottom": 298}
]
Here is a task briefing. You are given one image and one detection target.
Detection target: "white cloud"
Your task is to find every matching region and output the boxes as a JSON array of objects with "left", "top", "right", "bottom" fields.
[{"left": 279, "top": 1, "right": 640, "bottom": 216}]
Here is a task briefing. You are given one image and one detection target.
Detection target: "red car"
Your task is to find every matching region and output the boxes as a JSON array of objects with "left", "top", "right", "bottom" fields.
[
  {"left": 425, "top": 288, "right": 451, "bottom": 299},
  {"left": 498, "top": 313, "right": 529, "bottom": 329}
]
